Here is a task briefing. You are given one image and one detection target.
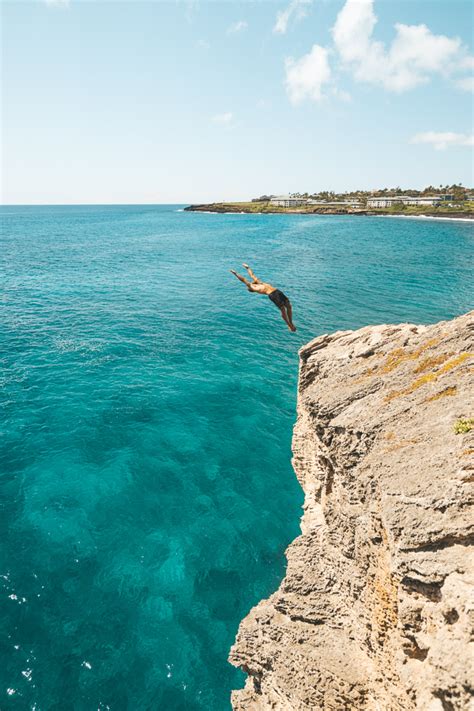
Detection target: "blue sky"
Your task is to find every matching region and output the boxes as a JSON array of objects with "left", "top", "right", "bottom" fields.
[{"left": 2, "top": 0, "right": 473, "bottom": 204}]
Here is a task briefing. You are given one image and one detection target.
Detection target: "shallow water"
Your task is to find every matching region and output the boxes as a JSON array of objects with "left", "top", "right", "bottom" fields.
[{"left": 1, "top": 205, "right": 472, "bottom": 709}]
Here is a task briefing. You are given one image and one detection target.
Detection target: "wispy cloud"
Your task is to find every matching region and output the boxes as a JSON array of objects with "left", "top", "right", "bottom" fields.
[
  {"left": 410, "top": 131, "right": 474, "bottom": 150},
  {"left": 212, "top": 112, "right": 234, "bottom": 125},
  {"left": 273, "top": 0, "right": 312, "bottom": 35},
  {"left": 44, "top": 0, "right": 70, "bottom": 6},
  {"left": 285, "top": 45, "right": 331, "bottom": 103},
  {"left": 196, "top": 39, "right": 210, "bottom": 50},
  {"left": 455, "top": 77, "right": 474, "bottom": 92},
  {"left": 183, "top": 0, "right": 199, "bottom": 24},
  {"left": 227, "top": 20, "right": 248, "bottom": 35}
]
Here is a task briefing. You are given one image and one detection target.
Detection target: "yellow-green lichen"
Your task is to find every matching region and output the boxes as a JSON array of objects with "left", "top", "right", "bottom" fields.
[
  {"left": 425, "top": 386, "right": 457, "bottom": 403},
  {"left": 414, "top": 352, "right": 453, "bottom": 374},
  {"left": 454, "top": 418, "right": 474, "bottom": 435},
  {"left": 360, "top": 336, "right": 442, "bottom": 381},
  {"left": 385, "top": 352, "right": 472, "bottom": 402},
  {"left": 379, "top": 337, "right": 441, "bottom": 375}
]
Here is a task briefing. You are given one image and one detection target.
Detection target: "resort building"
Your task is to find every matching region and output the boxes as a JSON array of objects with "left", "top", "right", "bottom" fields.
[
  {"left": 270, "top": 195, "right": 307, "bottom": 207},
  {"left": 367, "top": 197, "right": 406, "bottom": 208},
  {"left": 367, "top": 196, "right": 443, "bottom": 208},
  {"left": 401, "top": 196, "right": 443, "bottom": 206}
]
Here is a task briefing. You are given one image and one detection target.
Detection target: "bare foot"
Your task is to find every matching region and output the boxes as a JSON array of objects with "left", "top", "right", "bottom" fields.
[
  {"left": 289, "top": 324, "right": 297, "bottom": 332},
  {"left": 230, "top": 269, "right": 237, "bottom": 275},
  {"left": 242, "top": 263, "right": 249, "bottom": 269}
]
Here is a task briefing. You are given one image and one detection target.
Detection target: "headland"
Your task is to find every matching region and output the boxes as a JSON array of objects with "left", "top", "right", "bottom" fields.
[{"left": 230, "top": 311, "right": 474, "bottom": 710}]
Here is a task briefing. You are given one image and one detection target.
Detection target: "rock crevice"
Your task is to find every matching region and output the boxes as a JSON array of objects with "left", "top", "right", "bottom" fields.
[{"left": 230, "top": 312, "right": 473, "bottom": 710}]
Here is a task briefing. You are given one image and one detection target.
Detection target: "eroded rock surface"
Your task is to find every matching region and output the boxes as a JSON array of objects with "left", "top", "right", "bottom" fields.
[{"left": 230, "top": 312, "right": 474, "bottom": 710}]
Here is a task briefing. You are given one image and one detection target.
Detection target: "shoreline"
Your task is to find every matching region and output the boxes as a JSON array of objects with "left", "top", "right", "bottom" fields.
[
  {"left": 185, "top": 205, "right": 474, "bottom": 221},
  {"left": 183, "top": 203, "right": 474, "bottom": 222},
  {"left": 379, "top": 213, "right": 474, "bottom": 222}
]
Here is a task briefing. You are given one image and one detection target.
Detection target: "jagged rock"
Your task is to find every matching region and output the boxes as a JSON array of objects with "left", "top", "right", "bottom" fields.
[{"left": 230, "top": 312, "right": 474, "bottom": 710}]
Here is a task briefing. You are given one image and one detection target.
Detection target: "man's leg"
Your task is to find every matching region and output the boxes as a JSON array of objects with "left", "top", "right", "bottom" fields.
[
  {"left": 286, "top": 301, "right": 296, "bottom": 331},
  {"left": 242, "top": 263, "right": 260, "bottom": 283},
  {"left": 279, "top": 307, "right": 293, "bottom": 330}
]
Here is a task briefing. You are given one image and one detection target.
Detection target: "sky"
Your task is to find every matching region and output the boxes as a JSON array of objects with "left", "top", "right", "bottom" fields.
[{"left": 2, "top": 0, "right": 473, "bottom": 204}]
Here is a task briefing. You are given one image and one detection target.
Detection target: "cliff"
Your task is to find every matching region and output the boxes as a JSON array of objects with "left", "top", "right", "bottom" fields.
[{"left": 229, "top": 312, "right": 474, "bottom": 710}]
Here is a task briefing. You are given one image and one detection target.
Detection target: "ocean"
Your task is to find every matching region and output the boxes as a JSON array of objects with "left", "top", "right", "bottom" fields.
[{"left": 1, "top": 205, "right": 472, "bottom": 710}]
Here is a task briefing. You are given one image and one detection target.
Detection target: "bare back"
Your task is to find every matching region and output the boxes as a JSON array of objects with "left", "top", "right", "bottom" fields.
[{"left": 247, "top": 282, "right": 276, "bottom": 295}]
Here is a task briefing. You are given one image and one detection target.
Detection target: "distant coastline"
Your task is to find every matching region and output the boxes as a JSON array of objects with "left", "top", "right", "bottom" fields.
[{"left": 184, "top": 201, "right": 474, "bottom": 220}]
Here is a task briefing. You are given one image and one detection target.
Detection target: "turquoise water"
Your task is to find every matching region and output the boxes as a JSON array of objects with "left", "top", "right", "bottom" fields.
[{"left": 1, "top": 205, "right": 473, "bottom": 710}]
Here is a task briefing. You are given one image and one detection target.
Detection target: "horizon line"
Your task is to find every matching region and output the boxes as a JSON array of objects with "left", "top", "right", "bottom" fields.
[{"left": 0, "top": 202, "right": 194, "bottom": 207}]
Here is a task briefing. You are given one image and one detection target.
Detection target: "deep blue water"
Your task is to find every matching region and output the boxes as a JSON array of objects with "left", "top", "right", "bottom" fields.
[{"left": 1, "top": 205, "right": 472, "bottom": 710}]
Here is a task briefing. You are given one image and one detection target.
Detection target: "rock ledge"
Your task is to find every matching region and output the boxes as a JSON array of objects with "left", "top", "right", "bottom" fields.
[{"left": 230, "top": 312, "right": 474, "bottom": 710}]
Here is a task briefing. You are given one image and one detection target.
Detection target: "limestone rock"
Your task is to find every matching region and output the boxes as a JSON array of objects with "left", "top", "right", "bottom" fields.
[{"left": 230, "top": 312, "right": 474, "bottom": 710}]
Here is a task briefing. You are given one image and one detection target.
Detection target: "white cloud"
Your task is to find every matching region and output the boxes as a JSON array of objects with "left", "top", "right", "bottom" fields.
[
  {"left": 332, "top": 0, "right": 376, "bottom": 63},
  {"left": 332, "top": 0, "right": 472, "bottom": 92},
  {"left": 212, "top": 112, "right": 234, "bottom": 125},
  {"left": 196, "top": 39, "right": 210, "bottom": 50},
  {"left": 279, "top": 0, "right": 472, "bottom": 106},
  {"left": 459, "top": 56, "right": 474, "bottom": 70},
  {"left": 44, "top": 0, "right": 69, "bottom": 6},
  {"left": 273, "top": 0, "right": 312, "bottom": 35},
  {"left": 285, "top": 45, "right": 331, "bottom": 103},
  {"left": 410, "top": 131, "right": 474, "bottom": 150},
  {"left": 227, "top": 20, "right": 248, "bottom": 35}
]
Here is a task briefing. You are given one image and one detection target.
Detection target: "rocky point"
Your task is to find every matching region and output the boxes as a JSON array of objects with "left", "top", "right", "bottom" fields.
[{"left": 230, "top": 311, "right": 474, "bottom": 711}]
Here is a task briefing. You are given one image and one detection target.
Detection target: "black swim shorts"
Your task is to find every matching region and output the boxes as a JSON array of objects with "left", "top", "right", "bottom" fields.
[{"left": 268, "top": 289, "right": 290, "bottom": 308}]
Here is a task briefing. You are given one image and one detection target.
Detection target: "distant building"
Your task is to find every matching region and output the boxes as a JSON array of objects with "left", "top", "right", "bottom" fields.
[
  {"left": 367, "top": 195, "right": 442, "bottom": 208},
  {"left": 402, "top": 196, "right": 442, "bottom": 206},
  {"left": 366, "top": 197, "right": 404, "bottom": 208},
  {"left": 270, "top": 195, "right": 306, "bottom": 207}
]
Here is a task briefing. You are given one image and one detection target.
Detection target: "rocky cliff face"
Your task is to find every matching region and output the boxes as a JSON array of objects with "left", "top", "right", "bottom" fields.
[{"left": 230, "top": 312, "right": 473, "bottom": 711}]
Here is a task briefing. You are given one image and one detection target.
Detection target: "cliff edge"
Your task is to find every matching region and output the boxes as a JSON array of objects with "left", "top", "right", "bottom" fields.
[{"left": 230, "top": 312, "right": 473, "bottom": 710}]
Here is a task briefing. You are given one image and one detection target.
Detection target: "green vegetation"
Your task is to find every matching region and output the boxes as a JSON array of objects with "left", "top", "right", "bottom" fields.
[
  {"left": 453, "top": 418, "right": 474, "bottom": 435},
  {"left": 283, "top": 183, "right": 473, "bottom": 203}
]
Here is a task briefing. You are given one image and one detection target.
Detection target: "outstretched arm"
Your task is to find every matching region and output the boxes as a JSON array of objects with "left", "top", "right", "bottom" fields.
[
  {"left": 230, "top": 270, "right": 255, "bottom": 291},
  {"left": 242, "top": 263, "right": 260, "bottom": 283}
]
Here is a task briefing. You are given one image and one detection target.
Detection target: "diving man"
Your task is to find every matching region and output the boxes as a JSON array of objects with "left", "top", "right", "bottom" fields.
[{"left": 230, "top": 263, "right": 296, "bottom": 332}]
